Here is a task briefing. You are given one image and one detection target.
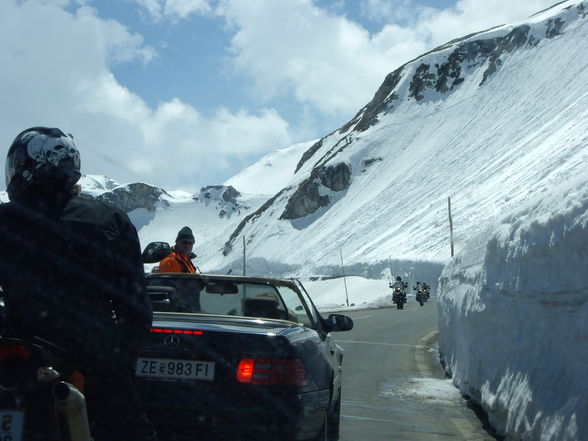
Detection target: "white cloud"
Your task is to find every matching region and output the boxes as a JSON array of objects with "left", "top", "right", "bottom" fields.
[
  {"left": 1, "top": 0, "right": 561, "bottom": 191},
  {"left": 0, "top": 0, "right": 291, "bottom": 190},
  {"left": 133, "top": 0, "right": 213, "bottom": 21},
  {"left": 409, "top": 0, "right": 560, "bottom": 47},
  {"left": 360, "top": 0, "right": 413, "bottom": 23},
  {"left": 219, "top": 0, "right": 412, "bottom": 117},
  {"left": 213, "top": 0, "right": 556, "bottom": 119},
  {"left": 127, "top": 0, "right": 558, "bottom": 125}
]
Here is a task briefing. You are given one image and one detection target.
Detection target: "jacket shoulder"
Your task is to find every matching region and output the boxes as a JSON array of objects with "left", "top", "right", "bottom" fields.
[
  {"left": 63, "top": 196, "right": 131, "bottom": 226},
  {"left": 159, "top": 253, "right": 181, "bottom": 272}
]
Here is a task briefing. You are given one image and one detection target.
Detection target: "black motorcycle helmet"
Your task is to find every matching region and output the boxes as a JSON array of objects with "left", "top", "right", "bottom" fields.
[
  {"left": 5, "top": 127, "right": 81, "bottom": 202},
  {"left": 395, "top": 276, "right": 401, "bottom": 281}
]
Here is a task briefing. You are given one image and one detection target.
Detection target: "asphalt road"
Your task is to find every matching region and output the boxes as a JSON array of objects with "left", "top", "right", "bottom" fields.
[{"left": 331, "top": 297, "right": 499, "bottom": 441}]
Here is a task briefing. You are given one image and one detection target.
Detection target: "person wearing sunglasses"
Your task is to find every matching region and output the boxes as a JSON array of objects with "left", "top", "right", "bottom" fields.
[{"left": 159, "top": 226, "right": 197, "bottom": 273}]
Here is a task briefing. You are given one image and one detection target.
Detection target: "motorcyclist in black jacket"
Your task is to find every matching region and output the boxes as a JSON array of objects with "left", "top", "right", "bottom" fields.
[
  {"left": 390, "top": 276, "right": 408, "bottom": 303},
  {"left": 0, "top": 127, "right": 156, "bottom": 441}
]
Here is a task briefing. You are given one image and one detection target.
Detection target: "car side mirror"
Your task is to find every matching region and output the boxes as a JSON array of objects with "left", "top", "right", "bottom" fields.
[{"left": 326, "top": 314, "right": 353, "bottom": 332}]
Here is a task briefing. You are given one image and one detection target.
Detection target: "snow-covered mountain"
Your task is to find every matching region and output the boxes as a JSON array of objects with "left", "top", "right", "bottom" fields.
[
  {"left": 223, "top": 140, "right": 316, "bottom": 195},
  {"left": 74, "top": 175, "right": 269, "bottom": 273},
  {"left": 2, "top": 1, "right": 585, "bottom": 282},
  {"left": 212, "top": 0, "right": 587, "bottom": 279}
]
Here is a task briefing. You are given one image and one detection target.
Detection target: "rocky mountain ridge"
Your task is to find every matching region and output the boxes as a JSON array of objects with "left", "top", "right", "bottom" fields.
[
  {"left": 215, "top": 0, "right": 587, "bottom": 271},
  {"left": 77, "top": 175, "right": 248, "bottom": 221}
]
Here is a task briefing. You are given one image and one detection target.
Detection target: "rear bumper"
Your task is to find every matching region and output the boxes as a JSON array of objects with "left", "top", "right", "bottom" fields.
[{"left": 138, "top": 380, "right": 329, "bottom": 441}]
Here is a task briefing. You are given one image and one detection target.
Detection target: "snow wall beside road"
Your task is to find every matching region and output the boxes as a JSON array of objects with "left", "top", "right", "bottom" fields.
[{"left": 437, "top": 177, "right": 588, "bottom": 441}]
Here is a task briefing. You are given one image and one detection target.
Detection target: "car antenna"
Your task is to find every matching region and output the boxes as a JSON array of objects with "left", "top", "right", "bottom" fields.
[{"left": 227, "top": 269, "right": 232, "bottom": 275}]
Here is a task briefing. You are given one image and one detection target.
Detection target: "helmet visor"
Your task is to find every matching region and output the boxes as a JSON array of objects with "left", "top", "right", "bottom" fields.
[{"left": 5, "top": 142, "right": 28, "bottom": 189}]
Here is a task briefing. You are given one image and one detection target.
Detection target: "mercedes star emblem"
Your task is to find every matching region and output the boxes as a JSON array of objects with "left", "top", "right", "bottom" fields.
[{"left": 164, "top": 334, "right": 181, "bottom": 348}]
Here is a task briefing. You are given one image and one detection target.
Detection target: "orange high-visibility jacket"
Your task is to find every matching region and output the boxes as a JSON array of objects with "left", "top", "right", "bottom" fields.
[{"left": 159, "top": 248, "right": 196, "bottom": 273}]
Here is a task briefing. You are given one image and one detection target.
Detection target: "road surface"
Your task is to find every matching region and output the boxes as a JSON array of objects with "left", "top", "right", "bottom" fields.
[{"left": 332, "top": 297, "right": 499, "bottom": 440}]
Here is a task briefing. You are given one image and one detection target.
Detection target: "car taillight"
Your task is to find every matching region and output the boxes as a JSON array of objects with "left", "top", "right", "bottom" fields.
[
  {"left": 151, "top": 328, "right": 203, "bottom": 335},
  {"left": 0, "top": 343, "right": 31, "bottom": 363},
  {"left": 237, "top": 358, "right": 308, "bottom": 387}
]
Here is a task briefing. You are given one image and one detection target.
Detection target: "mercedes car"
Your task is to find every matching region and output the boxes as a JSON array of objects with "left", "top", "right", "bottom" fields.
[{"left": 135, "top": 273, "right": 353, "bottom": 441}]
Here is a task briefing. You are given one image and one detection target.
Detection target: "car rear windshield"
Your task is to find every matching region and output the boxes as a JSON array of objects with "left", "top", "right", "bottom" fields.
[{"left": 146, "top": 277, "right": 309, "bottom": 324}]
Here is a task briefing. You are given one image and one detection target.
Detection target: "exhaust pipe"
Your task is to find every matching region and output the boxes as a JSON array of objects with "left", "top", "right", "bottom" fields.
[{"left": 53, "top": 381, "right": 92, "bottom": 441}]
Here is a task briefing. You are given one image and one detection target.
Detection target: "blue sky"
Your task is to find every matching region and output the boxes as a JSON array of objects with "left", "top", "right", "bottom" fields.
[{"left": 0, "top": 0, "right": 558, "bottom": 191}]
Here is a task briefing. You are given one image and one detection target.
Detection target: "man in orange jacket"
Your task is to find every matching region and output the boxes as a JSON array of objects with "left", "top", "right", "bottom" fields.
[{"left": 159, "top": 226, "right": 197, "bottom": 273}]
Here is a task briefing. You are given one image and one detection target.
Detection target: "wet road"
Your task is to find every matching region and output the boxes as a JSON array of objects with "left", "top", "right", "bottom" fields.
[{"left": 332, "top": 298, "right": 498, "bottom": 441}]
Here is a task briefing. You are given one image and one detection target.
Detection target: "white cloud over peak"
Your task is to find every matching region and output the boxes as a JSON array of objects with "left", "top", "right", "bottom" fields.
[
  {"left": 410, "top": 0, "right": 560, "bottom": 46},
  {"left": 211, "top": 0, "right": 556, "bottom": 118},
  {"left": 127, "top": 0, "right": 558, "bottom": 123},
  {"left": 1, "top": 0, "right": 562, "bottom": 191},
  {"left": 220, "top": 0, "right": 417, "bottom": 117},
  {"left": 133, "top": 0, "right": 214, "bottom": 21},
  {"left": 0, "top": 0, "right": 291, "bottom": 190},
  {"left": 360, "top": 0, "right": 413, "bottom": 24}
]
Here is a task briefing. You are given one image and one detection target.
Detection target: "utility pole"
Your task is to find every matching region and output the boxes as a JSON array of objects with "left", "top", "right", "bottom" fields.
[
  {"left": 340, "top": 248, "right": 349, "bottom": 306},
  {"left": 243, "top": 235, "right": 246, "bottom": 275},
  {"left": 448, "top": 196, "right": 455, "bottom": 258}
]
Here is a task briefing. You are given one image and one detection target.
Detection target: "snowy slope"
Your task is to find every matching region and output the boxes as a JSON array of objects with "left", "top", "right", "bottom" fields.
[
  {"left": 215, "top": 1, "right": 588, "bottom": 277},
  {"left": 131, "top": 189, "right": 269, "bottom": 273},
  {"left": 77, "top": 174, "right": 120, "bottom": 197},
  {"left": 86, "top": 138, "right": 312, "bottom": 265},
  {"left": 437, "top": 174, "right": 588, "bottom": 440},
  {"left": 224, "top": 140, "right": 316, "bottom": 195}
]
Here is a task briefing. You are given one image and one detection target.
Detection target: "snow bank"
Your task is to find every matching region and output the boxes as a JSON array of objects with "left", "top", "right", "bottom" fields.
[
  {"left": 437, "top": 177, "right": 588, "bottom": 440},
  {"left": 300, "top": 276, "right": 395, "bottom": 312}
]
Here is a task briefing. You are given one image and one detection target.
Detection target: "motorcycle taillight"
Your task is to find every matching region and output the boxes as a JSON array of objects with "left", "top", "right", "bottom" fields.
[{"left": 0, "top": 343, "right": 31, "bottom": 364}]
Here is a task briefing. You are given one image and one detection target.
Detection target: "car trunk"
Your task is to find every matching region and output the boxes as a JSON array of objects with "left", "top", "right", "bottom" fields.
[{"left": 135, "top": 313, "right": 307, "bottom": 440}]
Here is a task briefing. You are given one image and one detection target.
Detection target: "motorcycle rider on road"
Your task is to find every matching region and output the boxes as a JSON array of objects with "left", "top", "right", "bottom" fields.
[
  {"left": 0, "top": 127, "right": 157, "bottom": 441},
  {"left": 390, "top": 276, "right": 408, "bottom": 305},
  {"left": 390, "top": 276, "right": 408, "bottom": 291},
  {"left": 413, "top": 281, "right": 426, "bottom": 305},
  {"left": 421, "top": 282, "right": 431, "bottom": 299}
]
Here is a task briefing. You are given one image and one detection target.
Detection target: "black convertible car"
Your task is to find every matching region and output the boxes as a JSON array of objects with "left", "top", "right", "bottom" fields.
[{"left": 135, "top": 273, "right": 353, "bottom": 441}]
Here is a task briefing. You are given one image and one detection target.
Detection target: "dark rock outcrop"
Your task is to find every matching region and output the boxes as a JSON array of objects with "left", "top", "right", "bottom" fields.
[
  {"left": 295, "top": 139, "right": 323, "bottom": 173},
  {"left": 280, "top": 163, "right": 351, "bottom": 220},
  {"left": 222, "top": 188, "right": 287, "bottom": 255},
  {"left": 94, "top": 183, "right": 165, "bottom": 213},
  {"left": 222, "top": 163, "right": 351, "bottom": 255},
  {"left": 280, "top": 180, "right": 330, "bottom": 221},
  {"left": 352, "top": 68, "right": 403, "bottom": 132},
  {"left": 194, "top": 185, "right": 246, "bottom": 218}
]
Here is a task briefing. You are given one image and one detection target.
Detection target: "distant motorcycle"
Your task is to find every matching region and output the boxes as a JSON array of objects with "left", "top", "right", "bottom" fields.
[
  {"left": 423, "top": 285, "right": 431, "bottom": 300},
  {"left": 0, "top": 336, "right": 92, "bottom": 441},
  {"left": 390, "top": 285, "right": 407, "bottom": 310},
  {"left": 415, "top": 288, "right": 427, "bottom": 306}
]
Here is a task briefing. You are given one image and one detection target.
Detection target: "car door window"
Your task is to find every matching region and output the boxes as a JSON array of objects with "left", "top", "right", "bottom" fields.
[
  {"left": 296, "top": 283, "right": 322, "bottom": 328},
  {"left": 277, "top": 286, "right": 314, "bottom": 327}
]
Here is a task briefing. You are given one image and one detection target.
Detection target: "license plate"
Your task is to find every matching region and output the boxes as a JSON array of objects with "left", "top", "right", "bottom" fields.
[
  {"left": 136, "top": 358, "right": 215, "bottom": 380},
  {"left": 0, "top": 411, "right": 24, "bottom": 441}
]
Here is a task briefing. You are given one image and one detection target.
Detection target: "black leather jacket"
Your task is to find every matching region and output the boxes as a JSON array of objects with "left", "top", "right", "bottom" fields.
[{"left": 0, "top": 194, "right": 152, "bottom": 366}]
